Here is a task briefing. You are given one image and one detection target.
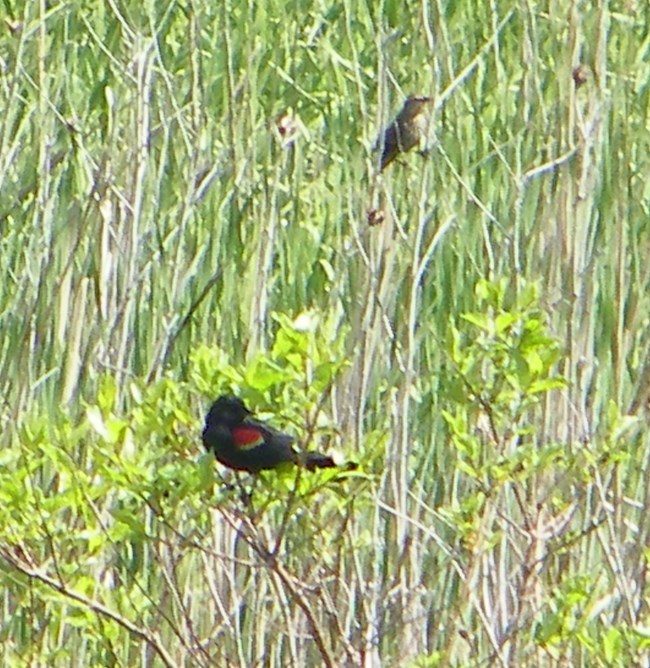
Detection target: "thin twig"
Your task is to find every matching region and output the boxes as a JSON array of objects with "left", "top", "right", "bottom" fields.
[{"left": 1, "top": 547, "right": 177, "bottom": 668}]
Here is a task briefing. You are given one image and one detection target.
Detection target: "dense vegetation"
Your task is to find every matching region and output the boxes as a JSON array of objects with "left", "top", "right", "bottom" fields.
[{"left": 2, "top": 1, "right": 649, "bottom": 665}]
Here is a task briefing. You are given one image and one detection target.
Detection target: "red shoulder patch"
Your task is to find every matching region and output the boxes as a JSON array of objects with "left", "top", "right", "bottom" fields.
[{"left": 231, "top": 426, "right": 265, "bottom": 450}]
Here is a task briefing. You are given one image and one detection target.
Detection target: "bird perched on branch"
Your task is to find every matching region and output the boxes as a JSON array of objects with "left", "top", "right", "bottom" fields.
[
  {"left": 202, "top": 395, "right": 354, "bottom": 473},
  {"left": 377, "top": 96, "right": 433, "bottom": 171}
]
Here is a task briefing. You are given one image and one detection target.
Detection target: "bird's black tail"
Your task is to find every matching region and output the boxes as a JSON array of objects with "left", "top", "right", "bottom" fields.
[
  {"left": 302, "top": 452, "right": 336, "bottom": 471},
  {"left": 301, "top": 452, "right": 357, "bottom": 472}
]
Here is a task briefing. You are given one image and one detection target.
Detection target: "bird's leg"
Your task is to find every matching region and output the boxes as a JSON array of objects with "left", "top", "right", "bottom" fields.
[{"left": 234, "top": 473, "right": 256, "bottom": 512}]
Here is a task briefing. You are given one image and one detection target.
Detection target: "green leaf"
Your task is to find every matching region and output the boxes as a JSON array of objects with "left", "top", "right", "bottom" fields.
[{"left": 86, "top": 406, "right": 108, "bottom": 439}]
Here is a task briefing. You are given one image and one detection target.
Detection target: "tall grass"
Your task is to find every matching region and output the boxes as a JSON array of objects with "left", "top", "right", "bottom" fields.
[{"left": 1, "top": 0, "right": 649, "bottom": 665}]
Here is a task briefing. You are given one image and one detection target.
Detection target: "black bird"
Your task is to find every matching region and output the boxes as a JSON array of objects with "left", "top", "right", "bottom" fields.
[{"left": 202, "top": 395, "right": 347, "bottom": 473}]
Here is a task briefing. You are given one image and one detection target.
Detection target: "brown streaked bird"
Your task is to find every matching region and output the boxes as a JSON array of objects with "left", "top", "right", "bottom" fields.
[{"left": 377, "top": 96, "right": 433, "bottom": 171}]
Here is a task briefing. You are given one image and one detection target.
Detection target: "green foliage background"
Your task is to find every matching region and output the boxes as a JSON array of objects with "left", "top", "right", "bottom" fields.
[{"left": 2, "top": 0, "right": 650, "bottom": 666}]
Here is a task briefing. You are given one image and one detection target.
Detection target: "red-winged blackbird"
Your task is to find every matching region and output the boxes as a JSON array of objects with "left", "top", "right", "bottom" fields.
[
  {"left": 202, "top": 395, "right": 344, "bottom": 473},
  {"left": 377, "top": 96, "right": 433, "bottom": 171}
]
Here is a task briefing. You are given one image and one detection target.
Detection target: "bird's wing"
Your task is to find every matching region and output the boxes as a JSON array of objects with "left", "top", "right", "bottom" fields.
[
  {"left": 380, "top": 124, "right": 399, "bottom": 170},
  {"left": 230, "top": 425, "right": 266, "bottom": 450},
  {"left": 243, "top": 416, "right": 295, "bottom": 447}
]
